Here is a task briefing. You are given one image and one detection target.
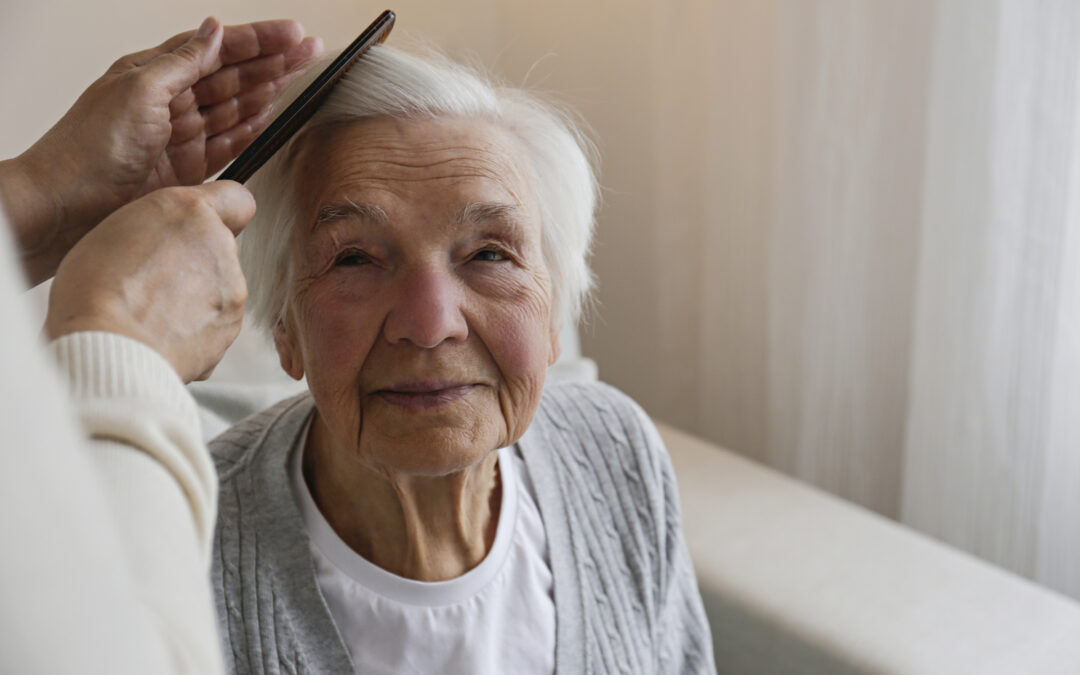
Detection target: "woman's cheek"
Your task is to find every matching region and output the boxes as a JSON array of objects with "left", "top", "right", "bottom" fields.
[
  {"left": 484, "top": 293, "right": 553, "bottom": 399},
  {"left": 485, "top": 267, "right": 553, "bottom": 365},
  {"left": 300, "top": 282, "right": 379, "bottom": 375},
  {"left": 461, "top": 262, "right": 534, "bottom": 298}
]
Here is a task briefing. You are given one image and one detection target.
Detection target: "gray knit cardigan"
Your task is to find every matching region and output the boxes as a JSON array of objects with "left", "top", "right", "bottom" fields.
[{"left": 210, "top": 380, "right": 716, "bottom": 674}]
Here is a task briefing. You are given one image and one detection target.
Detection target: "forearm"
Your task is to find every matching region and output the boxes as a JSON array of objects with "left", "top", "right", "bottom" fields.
[{"left": 0, "top": 152, "right": 84, "bottom": 285}]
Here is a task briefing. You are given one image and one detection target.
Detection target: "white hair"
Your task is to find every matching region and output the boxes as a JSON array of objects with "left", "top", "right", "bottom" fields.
[{"left": 240, "top": 45, "right": 598, "bottom": 335}]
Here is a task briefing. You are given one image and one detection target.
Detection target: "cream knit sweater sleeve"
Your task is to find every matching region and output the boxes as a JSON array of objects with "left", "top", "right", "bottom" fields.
[
  {"left": 49, "top": 332, "right": 218, "bottom": 559},
  {"left": 0, "top": 221, "right": 223, "bottom": 674}
]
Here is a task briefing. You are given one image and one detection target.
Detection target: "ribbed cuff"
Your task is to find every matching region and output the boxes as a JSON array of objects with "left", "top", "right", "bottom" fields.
[
  {"left": 48, "top": 331, "right": 198, "bottom": 425},
  {"left": 48, "top": 330, "right": 215, "bottom": 558}
]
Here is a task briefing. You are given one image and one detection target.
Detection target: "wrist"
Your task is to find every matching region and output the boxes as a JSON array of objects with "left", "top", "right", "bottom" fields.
[
  {"left": 0, "top": 153, "right": 58, "bottom": 246},
  {"left": 47, "top": 330, "right": 198, "bottom": 422},
  {"left": 45, "top": 302, "right": 190, "bottom": 382},
  {"left": 0, "top": 150, "right": 87, "bottom": 285}
]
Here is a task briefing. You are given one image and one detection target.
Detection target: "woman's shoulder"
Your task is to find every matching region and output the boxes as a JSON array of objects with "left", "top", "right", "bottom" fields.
[
  {"left": 537, "top": 379, "right": 650, "bottom": 423},
  {"left": 526, "top": 380, "right": 685, "bottom": 621},
  {"left": 531, "top": 379, "right": 670, "bottom": 493},
  {"left": 535, "top": 382, "right": 660, "bottom": 449},
  {"left": 208, "top": 391, "right": 314, "bottom": 483}
]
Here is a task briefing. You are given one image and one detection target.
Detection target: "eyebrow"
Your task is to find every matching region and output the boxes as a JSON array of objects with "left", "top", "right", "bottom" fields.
[
  {"left": 312, "top": 199, "right": 389, "bottom": 231},
  {"left": 310, "top": 200, "right": 525, "bottom": 235},
  {"left": 456, "top": 202, "right": 525, "bottom": 236}
]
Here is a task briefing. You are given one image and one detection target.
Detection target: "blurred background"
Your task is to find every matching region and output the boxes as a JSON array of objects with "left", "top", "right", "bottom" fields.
[{"left": 3, "top": 0, "right": 1080, "bottom": 604}]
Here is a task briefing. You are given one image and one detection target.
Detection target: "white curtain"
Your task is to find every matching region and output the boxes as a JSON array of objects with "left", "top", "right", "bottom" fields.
[
  {"left": 772, "top": 0, "right": 1079, "bottom": 598},
  {"left": 613, "top": 0, "right": 1080, "bottom": 601},
  {"left": 901, "top": 0, "right": 1080, "bottom": 598},
  {"left": 765, "top": 1, "right": 931, "bottom": 518}
]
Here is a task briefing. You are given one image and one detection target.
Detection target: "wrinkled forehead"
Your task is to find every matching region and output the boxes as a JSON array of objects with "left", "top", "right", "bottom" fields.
[{"left": 287, "top": 115, "right": 541, "bottom": 230}]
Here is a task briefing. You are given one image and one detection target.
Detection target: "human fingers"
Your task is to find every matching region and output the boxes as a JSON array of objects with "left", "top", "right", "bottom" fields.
[
  {"left": 138, "top": 17, "right": 226, "bottom": 101},
  {"left": 167, "top": 106, "right": 206, "bottom": 150},
  {"left": 219, "top": 20, "right": 305, "bottom": 65},
  {"left": 192, "top": 35, "right": 322, "bottom": 107},
  {"left": 115, "top": 19, "right": 303, "bottom": 72},
  {"left": 200, "top": 81, "right": 277, "bottom": 137},
  {"left": 169, "top": 87, "right": 198, "bottom": 119},
  {"left": 190, "top": 181, "right": 256, "bottom": 235},
  {"left": 112, "top": 30, "right": 195, "bottom": 70},
  {"left": 164, "top": 102, "right": 276, "bottom": 179},
  {"left": 203, "top": 107, "right": 274, "bottom": 176},
  {"left": 200, "top": 46, "right": 322, "bottom": 137}
]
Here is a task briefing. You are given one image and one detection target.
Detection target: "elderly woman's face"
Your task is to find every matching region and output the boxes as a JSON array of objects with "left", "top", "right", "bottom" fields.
[{"left": 276, "top": 116, "right": 559, "bottom": 475}]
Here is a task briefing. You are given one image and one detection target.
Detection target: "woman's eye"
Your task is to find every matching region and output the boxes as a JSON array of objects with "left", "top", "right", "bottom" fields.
[
  {"left": 471, "top": 248, "right": 506, "bottom": 262},
  {"left": 335, "top": 251, "right": 370, "bottom": 267}
]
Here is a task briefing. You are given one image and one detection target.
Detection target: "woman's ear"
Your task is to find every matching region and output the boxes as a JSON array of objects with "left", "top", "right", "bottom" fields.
[
  {"left": 273, "top": 316, "right": 305, "bottom": 381},
  {"left": 548, "top": 329, "right": 562, "bottom": 367}
]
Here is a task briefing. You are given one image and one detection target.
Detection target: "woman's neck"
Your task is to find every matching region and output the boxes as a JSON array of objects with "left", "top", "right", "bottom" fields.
[{"left": 303, "top": 414, "right": 502, "bottom": 582}]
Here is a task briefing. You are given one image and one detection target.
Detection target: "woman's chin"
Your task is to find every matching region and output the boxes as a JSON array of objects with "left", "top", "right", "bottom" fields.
[{"left": 357, "top": 417, "right": 502, "bottom": 477}]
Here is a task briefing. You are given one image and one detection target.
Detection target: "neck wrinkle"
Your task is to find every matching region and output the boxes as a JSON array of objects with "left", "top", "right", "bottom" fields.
[{"left": 304, "top": 414, "right": 502, "bottom": 582}]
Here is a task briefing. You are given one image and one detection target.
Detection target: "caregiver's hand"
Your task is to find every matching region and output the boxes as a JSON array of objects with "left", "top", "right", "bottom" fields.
[
  {"left": 0, "top": 17, "right": 321, "bottom": 285},
  {"left": 45, "top": 182, "right": 254, "bottom": 383}
]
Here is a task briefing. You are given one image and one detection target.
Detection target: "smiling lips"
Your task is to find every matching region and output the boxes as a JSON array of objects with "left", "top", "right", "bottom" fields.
[{"left": 374, "top": 382, "right": 477, "bottom": 411}]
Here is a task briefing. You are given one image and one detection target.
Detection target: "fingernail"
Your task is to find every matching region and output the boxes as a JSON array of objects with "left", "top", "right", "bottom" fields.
[{"left": 195, "top": 16, "right": 218, "bottom": 38}]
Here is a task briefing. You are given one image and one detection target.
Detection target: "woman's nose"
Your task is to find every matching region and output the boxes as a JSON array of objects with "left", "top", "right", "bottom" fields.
[{"left": 382, "top": 265, "right": 468, "bottom": 348}]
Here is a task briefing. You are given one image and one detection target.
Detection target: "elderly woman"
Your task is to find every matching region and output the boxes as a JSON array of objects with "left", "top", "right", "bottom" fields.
[{"left": 211, "top": 45, "right": 714, "bottom": 674}]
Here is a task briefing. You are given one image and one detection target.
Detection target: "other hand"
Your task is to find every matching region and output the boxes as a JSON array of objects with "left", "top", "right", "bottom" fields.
[
  {"left": 1, "top": 17, "right": 320, "bottom": 284},
  {"left": 45, "top": 181, "right": 255, "bottom": 383}
]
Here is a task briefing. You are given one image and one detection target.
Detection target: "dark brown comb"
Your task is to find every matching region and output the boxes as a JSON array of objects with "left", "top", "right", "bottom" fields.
[{"left": 217, "top": 10, "right": 396, "bottom": 184}]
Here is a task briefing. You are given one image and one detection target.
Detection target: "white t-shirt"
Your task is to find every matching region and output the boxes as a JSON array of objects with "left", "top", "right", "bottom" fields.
[{"left": 288, "top": 423, "right": 556, "bottom": 675}]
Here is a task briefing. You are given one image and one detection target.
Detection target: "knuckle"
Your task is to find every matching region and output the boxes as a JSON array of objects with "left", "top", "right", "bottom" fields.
[
  {"left": 184, "top": 191, "right": 220, "bottom": 222},
  {"left": 225, "top": 289, "right": 248, "bottom": 315},
  {"left": 108, "top": 55, "right": 134, "bottom": 73},
  {"left": 152, "top": 51, "right": 195, "bottom": 78},
  {"left": 160, "top": 187, "right": 208, "bottom": 221},
  {"left": 137, "top": 189, "right": 179, "bottom": 219},
  {"left": 125, "top": 67, "right": 160, "bottom": 96},
  {"left": 159, "top": 185, "right": 198, "bottom": 206},
  {"left": 169, "top": 45, "right": 200, "bottom": 65},
  {"left": 224, "top": 235, "right": 241, "bottom": 258},
  {"left": 224, "top": 319, "right": 243, "bottom": 345},
  {"left": 192, "top": 197, "right": 219, "bottom": 222},
  {"left": 234, "top": 275, "right": 250, "bottom": 304},
  {"left": 149, "top": 187, "right": 227, "bottom": 235},
  {"left": 223, "top": 264, "right": 249, "bottom": 311},
  {"left": 203, "top": 218, "right": 237, "bottom": 250}
]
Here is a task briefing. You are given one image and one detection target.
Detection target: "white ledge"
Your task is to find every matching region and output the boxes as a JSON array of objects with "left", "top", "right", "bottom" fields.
[{"left": 658, "top": 421, "right": 1080, "bottom": 674}]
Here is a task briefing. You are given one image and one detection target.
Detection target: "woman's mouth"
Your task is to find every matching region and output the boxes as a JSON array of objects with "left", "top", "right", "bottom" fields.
[{"left": 375, "top": 383, "right": 477, "bottom": 411}]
